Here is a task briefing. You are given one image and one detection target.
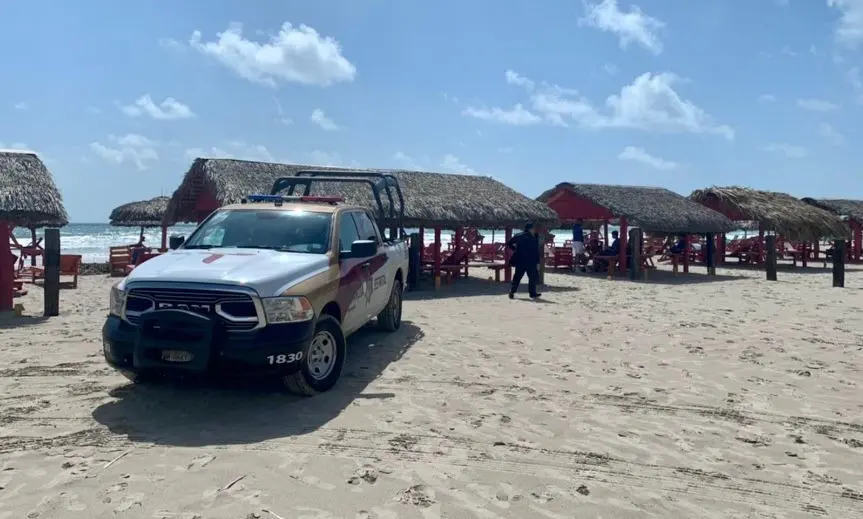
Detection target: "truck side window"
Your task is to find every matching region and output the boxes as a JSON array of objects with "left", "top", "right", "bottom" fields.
[
  {"left": 338, "top": 212, "right": 362, "bottom": 253},
  {"left": 353, "top": 211, "right": 381, "bottom": 244}
]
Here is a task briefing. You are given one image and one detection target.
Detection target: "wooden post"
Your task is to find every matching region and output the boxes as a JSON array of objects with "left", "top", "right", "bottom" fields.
[
  {"left": 43, "top": 228, "right": 60, "bottom": 316},
  {"left": 717, "top": 233, "right": 726, "bottom": 265},
  {"left": 618, "top": 217, "right": 628, "bottom": 274},
  {"left": 0, "top": 221, "right": 13, "bottom": 313},
  {"left": 833, "top": 240, "right": 845, "bottom": 288},
  {"left": 504, "top": 227, "right": 513, "bottom": 282},
  {"left": 603, "top": 221, "right": 609, "bottom": 246},
  {"left": 705, "top": 233, "right": 716, "bottom": 275},
  {"left": 813, "top": 239, "right": 820, "bottom": 260},
  {"left": 801, "top": 242, "right": 808, "bottom": 268},
  {"left": 408, "top": 232, "right": 421, "bottom": 290},
  {"left": 29, "top": 228, "right": 38, "bottom": 266},
  {"left": 418, "top": 226, "right": 425, "bottom": 258},
  {"left": 433, "top": 227, "right": 442, "bottom": 290},
  {"left": 682, "top": 234, "right": 691, "bottom": 273},
  {"left": 765, "top": 235, "right": 777, "bottom": 281},
  {"left": 628, "top": 227, "right": 642, "bottom": 280},
  {"left": 160, "top": 225, "right": 168, "bottom": 252}
]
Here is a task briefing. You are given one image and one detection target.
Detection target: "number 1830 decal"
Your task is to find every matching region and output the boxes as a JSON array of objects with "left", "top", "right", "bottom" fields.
[{"left": 267, "top": 352, "right": 303, "bottom": 364}]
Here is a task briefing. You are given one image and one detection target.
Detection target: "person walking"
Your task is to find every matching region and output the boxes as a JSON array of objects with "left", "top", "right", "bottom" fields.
[
  {"left": 571, "top": 218, "right": 586, "bottom": 272},
  {"left": 506, "top": 222, "right": 541, "bottom": 299}
]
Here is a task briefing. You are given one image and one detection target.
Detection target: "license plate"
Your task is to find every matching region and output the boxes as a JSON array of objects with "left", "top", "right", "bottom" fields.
[{"left": 161, "top": 350, "right": 194, "bottom": 363}]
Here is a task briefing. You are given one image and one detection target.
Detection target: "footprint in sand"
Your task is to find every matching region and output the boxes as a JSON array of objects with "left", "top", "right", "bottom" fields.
[
  {"left": 347, "top": 465, "right": 379, "bottom": 486},
  {"left": 397, "top": 484, "right": 435, "bottom": 508},
  {"left": 187, "top": 455, "right": 216, "bottom": 470}
]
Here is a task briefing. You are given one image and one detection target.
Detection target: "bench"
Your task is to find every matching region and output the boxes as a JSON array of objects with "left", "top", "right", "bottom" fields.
[
  {"left": 30, "top": 254, "right": 82, "bottom": 288},
  {"left": 485, "top": 263, "right": 508, "bottom": 282}
]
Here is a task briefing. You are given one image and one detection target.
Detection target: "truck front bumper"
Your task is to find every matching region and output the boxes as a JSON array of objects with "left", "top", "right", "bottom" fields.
[{"left": 102, "top": 310, "right": 314, "bottom": 379}]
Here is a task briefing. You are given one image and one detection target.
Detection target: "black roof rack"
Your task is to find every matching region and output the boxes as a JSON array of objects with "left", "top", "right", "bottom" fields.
[{"left": 270, "top": 170, "right": 405, "bottom": 230}]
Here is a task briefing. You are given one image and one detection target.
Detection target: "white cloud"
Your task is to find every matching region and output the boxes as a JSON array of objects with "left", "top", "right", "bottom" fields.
[
  {"left": 462, "top": 104, "right": 542, "bottom": 125},
  {"left": 758, "top": 94, "right": 776, "bottom": 103},
  {"left": 466, "top": 70, "right": 733, "bottom": 139},
  {"left": 580, "top": 0, "right": 664, "bottom": 54},
  {"left": 618, "top": 146, "right": 677, "bottom": 170},
  {"left": 13, "top": 102, "right": 28, "bottom": 110},
  {"left": 0, "top": 141, "right": 31, "bottom": 152},
  {"left": 818, "top": 122, "right": 845, "bottom": 145},
  {"left": 846, "top": 66, "right": 863, "bottom": 103},
  {"left": 505, "top": 70, "right": 534, "bottom": 89},
  {"left": 188, "top": 22, "right": 356, "bottom": 87},
  {"left": 828, "top": 0, "right": 863, "bottom": 47},
  {"left": 90, "top": 134, "right": 159, "bottom": 170},
  {"left": 796, "top": 98, "right": 840, "bottom": 111},
  {"left": 273, "top": 97, "right": 293, "bottom": 125},
  {"left": 440, "top": 154, "right": 475, "bottom": 174},
  {"left": 763, "top": 142, "right": 808, "bottom": 158},
  {"left": 603, "top": 63, "right": 618, "bottom": 75},
  {"left": 310, "top": 109, "right": 340, "bottom": 130},
  {"left": 184, "top": 141, "right": 276, "bottom": 162},
  {"left": 392, "top": 151, "right": 421, "bottom": 170},
  {"left": 120, "top": 94, "right": 194, "bottom": 119},
  {"left": 308, "top": 150, "right": 344, "bottom": 166},
  {"left": 158, "top": 37, "right": 184, "bottom": 51}
]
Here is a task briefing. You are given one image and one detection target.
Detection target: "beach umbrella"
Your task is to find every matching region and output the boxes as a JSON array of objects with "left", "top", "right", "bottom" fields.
[
  {"left": 108, "top": 196, "right": 171, "bottom": 248},
  {"left": 0, "top": 150, "right": 68, "bottom": 312}
]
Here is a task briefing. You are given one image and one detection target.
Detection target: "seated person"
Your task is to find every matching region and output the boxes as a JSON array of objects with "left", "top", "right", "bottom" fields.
[
  {"left": 669, "top": 235, "right": 687, "bottom": 255},
  {"left": 592, "top": 231, "right": 620, "bottom": 271},
  {"left": 130, "top": 235, "right": 148, "bottom": 264}
]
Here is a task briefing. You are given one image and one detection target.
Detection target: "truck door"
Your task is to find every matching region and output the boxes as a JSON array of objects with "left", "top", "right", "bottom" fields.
[
  {"left": 336, "top": 211, "right": 371, "bottom": 333},
  {"left": 352, "top": 211, "right": 391, "bottom": 319}
]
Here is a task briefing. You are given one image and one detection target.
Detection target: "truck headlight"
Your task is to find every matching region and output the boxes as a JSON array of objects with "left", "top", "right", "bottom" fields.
[
  {"left": 109, "top": 284, "right": 127, "bottom": 317},
  {"left": 261, "top": 296, "right": 315, "bottom": 324}
]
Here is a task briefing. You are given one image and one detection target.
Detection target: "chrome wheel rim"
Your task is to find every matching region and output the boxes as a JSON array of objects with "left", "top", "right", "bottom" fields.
[{"left": 307, "top": 330, "right": 337, "bottom": 380}]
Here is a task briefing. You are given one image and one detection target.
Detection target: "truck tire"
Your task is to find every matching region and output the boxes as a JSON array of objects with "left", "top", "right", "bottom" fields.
[
  {"left": 283, "top": 315, "right": 347, "bottom": 396},
  {"left": 377, "top": 279, "right": 403, "bottom": 332}
]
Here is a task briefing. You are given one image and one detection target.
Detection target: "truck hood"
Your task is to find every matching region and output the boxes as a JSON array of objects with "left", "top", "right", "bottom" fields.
[{"left": 125, "top": 248, "right": 331, "bottom": 296}]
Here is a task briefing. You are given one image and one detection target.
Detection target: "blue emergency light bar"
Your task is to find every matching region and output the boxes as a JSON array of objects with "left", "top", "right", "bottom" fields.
[
  {"left": 243, "top": 194, "right": 344, "bottom": 205},
  {"left": 246, "top": 194, "right": 284, "bottom": 203}
]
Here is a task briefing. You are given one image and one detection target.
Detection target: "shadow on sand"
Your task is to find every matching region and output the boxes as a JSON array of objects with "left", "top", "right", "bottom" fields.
[
  {"left": 715, "top": 261, "right": 856, "bottom": 276},
  {"left": 549, "top": 268, "right": 744, "bottom": 285},
  {"left": 0, "top": 314, "right": 50, "bottom": 329},
  {"left": 90, "top": 322, "right": 424, "bottom": 447},
  {"left": 406, "top": 274, "right": 580, "bottom": 301}
]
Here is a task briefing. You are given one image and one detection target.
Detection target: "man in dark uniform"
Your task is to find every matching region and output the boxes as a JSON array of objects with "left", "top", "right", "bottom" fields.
[{"left": 506, "top": 222, "right": 541, "bottom": 299}]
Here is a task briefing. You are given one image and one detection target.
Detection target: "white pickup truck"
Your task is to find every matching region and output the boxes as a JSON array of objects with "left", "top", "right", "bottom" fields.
[{"left": 102, "top": 174, "right": 410, "bottom": 396}]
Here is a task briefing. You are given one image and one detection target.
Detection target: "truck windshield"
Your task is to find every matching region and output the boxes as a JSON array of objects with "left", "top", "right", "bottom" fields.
[{"left": 183, "top": 209, "right": 332, "bottom": 253}]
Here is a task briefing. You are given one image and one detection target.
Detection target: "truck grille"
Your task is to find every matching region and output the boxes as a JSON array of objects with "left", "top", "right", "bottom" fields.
[{"left": 125, "top": 287, "right": 259, "bottom": 331}]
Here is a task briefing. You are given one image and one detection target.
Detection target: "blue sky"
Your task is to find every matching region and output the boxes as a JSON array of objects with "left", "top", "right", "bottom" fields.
[{"left": 1, "top": 0, "right": 862, "bottom": 222}]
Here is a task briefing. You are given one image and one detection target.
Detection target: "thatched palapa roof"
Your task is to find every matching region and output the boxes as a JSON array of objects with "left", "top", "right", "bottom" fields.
[
  {"left": 163, "top": 158, "right": 558, "bottom": 228},
  {"left": 109, "top": 196, "right": 170, "bottom": 227},
  {"left": 801, "top": 198, "right": 863, "bottom": 223},
  {"left": 0, "top": 150, "right": 68, "bottom": 228},
  {"left": 690, "top": 186, "right": 848, "bottom": 240},
  {"left": 537, "top": 183, "right": 735, "bottom": 234}
]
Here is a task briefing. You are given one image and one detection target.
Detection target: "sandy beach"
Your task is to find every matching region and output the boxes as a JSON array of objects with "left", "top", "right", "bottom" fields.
[{"left": 1, "top": 266, "right": 862, "bottom": 518}]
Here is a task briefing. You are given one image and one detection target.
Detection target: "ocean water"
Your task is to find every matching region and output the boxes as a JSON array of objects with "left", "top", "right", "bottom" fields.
[{"left": 12, "top": 223, "right": 752, "bottom": 263}]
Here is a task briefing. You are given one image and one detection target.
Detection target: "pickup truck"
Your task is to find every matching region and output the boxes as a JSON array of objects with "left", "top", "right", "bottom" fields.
[{"left": 102, "top": 188, "right": 410, "bottom": 396}]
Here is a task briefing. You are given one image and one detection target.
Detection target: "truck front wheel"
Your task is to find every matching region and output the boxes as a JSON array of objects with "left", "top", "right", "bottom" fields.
[
  {"left": 377, "top": 279, "right": 403, "bottom": 332},
  {"left": 283, "top": 315, "right": 347, "bottom": 396}
]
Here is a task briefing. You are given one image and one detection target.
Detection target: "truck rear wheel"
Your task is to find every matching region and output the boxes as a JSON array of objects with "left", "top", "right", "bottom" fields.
[
  {"left": 377, "top": 279, "right": 403, "bottom": 332},
  {"left": 283, "top": 315, "right": 347, "bottom": 396}
]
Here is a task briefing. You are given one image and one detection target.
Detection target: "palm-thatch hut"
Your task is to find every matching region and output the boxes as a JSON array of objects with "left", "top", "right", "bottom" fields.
[
  {"left": 0, "top": 150, "right": 69, "bottom": 311},
  {"left": 690, "top": 186, "right": 848, "bottom": 266},
  {"left": 163, "top": 158, "right": 559, "bottom": 285},
  {"left": 109, "top": 196, "right": 171, "bottom": 249},
  {"left": 801, "top": 198, "right": 863, "bottom": 262},
  {"left": 163, "top": 158, "right": 557, "bottom": 228},
  {"left": 537, "top": 182, "right": 735, "bottom": 274}
]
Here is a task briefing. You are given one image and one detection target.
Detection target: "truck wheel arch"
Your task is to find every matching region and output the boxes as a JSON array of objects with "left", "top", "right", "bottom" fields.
[{"left": 321, "top": 301, "right": 342, "bottom": 322}]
